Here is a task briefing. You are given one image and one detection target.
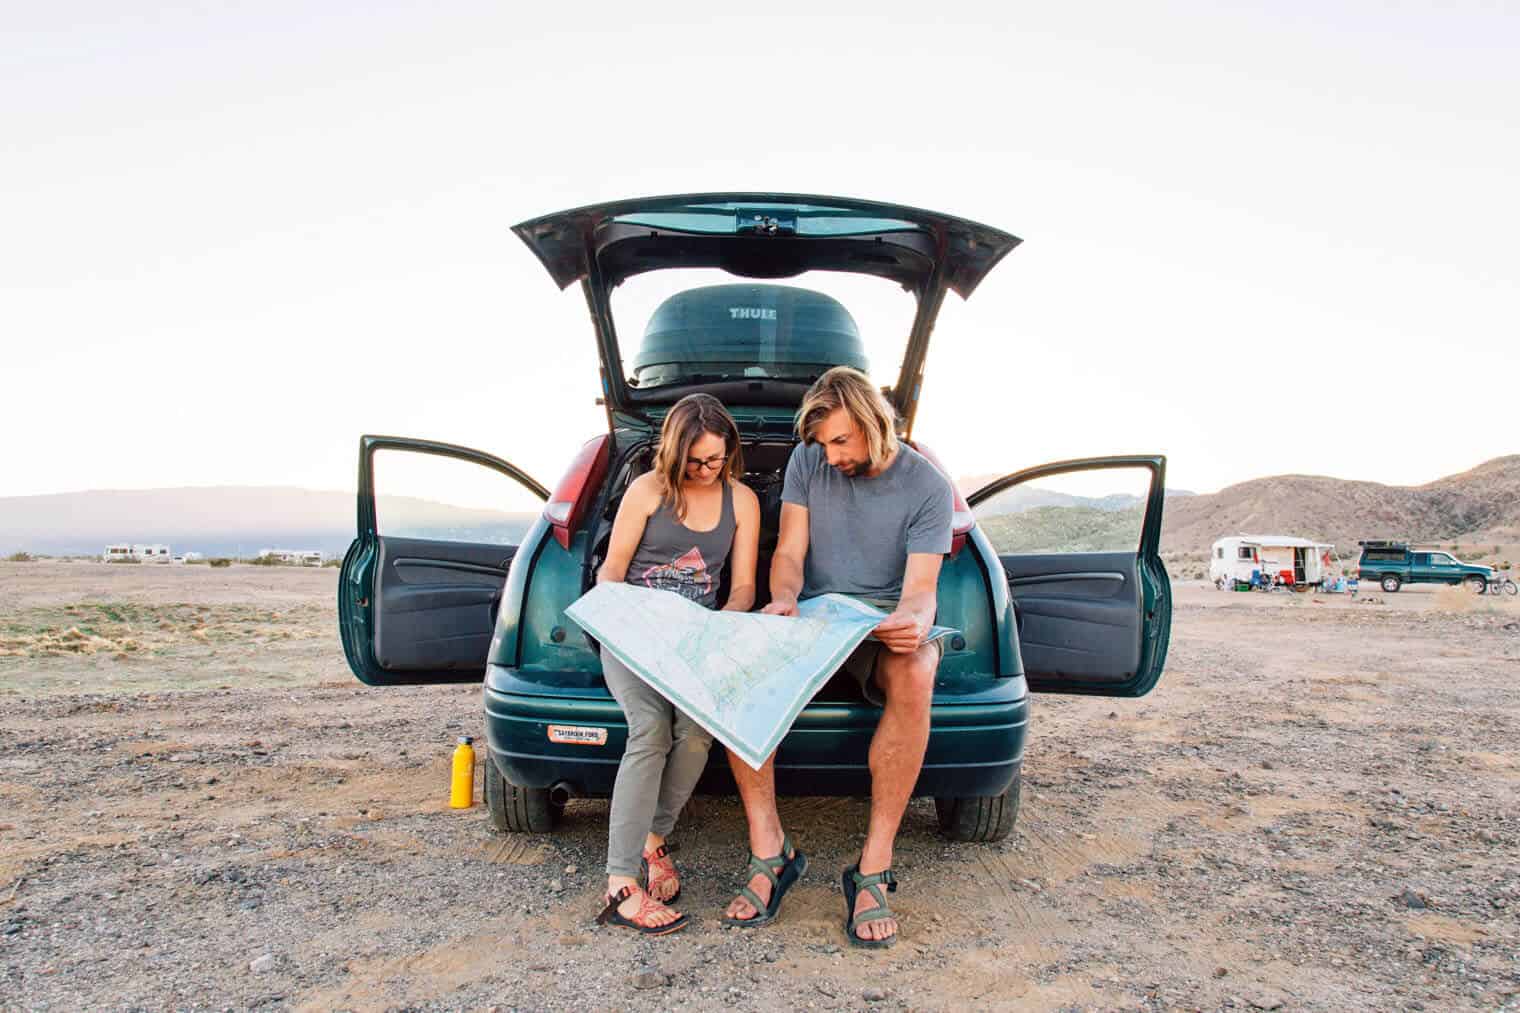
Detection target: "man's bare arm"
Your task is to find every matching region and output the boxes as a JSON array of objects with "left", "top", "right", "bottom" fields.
[
  {"left": 762, "top": 502, "right": 810, "bottom": 616},
  {"left": 873, "top": 552, "right": 944, "bottom": 653}
]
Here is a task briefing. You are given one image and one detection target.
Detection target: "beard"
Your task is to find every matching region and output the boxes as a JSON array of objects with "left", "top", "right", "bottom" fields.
[{"left": 834, "top": 460, "right": 867, "bottom": 477}]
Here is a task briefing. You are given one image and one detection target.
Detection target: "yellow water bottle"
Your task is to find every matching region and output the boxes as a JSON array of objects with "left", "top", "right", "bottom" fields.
[{"left": 450, "top": 736, "right": 475, "bottom": 809}]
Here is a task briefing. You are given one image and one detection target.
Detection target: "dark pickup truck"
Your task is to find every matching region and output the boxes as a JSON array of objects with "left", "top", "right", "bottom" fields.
[{"left": 1357, "top": 541, "right": 1493, "bottom": 593}]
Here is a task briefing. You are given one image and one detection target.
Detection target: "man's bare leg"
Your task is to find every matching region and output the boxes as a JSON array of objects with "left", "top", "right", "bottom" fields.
[
  {"left": 852, "top": 642, "right": 936, "bottom": 942},
  {"left": 722, "top": 749, "right": 792, "bottom": 920}
]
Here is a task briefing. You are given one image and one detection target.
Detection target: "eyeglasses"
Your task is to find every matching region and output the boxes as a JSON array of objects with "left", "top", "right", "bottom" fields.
[{"left": 685, "top": 453, "right": 726, "bottom": 472}]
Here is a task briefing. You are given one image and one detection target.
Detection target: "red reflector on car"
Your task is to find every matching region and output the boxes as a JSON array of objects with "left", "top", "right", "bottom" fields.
[
  {"left": 544, "top": 435, "right": 611, "bottom": 550},
  {"left": 908, "top": 440, "right": 973, "bottom": 558}
]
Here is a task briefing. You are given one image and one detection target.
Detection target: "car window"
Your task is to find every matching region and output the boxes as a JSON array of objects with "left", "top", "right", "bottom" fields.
[
  {"left": 974, "top": 467, "right": 1151, "bottom": 555},
  {"left": 610, "top": 269, "right": 914, "bottom": 391},
  {"left": 372, "top": 449, "right": 544, "bottom": 546}
]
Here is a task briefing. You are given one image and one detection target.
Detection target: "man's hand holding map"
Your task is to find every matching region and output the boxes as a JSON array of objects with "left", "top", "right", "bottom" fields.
[{"left": 565, "top": 583, "right": 957, "bottom": 770}]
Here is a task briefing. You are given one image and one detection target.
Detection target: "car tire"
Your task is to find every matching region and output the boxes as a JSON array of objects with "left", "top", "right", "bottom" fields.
[
  {"left": 935, "top": 767, "right": 1021, "bottom": 843},
  {"left": 484, "top": 758, "right": 562, "bottom": 833},
  {"left": 1381, "top": 575, "right": 1401, "bottom": 593},
  {"left": 1466, "top": 575, "right": 1487, "bottom": 594}
]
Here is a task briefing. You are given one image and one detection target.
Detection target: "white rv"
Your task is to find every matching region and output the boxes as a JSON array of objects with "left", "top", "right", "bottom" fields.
[{"left": 1210, "top": 534, "right": 1335, "bottom": 589}]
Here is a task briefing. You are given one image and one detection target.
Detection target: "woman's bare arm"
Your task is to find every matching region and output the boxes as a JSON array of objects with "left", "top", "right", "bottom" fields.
[
  {"left": 596, "top": 473, "right": 659, "bottom": 584},
  {"left": 721, "top": 481, "right": 760, "bottom": 612}
]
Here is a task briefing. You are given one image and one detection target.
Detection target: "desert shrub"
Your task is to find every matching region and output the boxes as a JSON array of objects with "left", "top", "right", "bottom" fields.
[
  {"left": 107, "top": 556, "right": 142, "bottom": 564},
  {"left": 185, "top": 557, "right": 208, "bottom": 565},
  {"left": 5, "top": 552, "right": 34, "bottom": 562},
  {"left": 322, "top": 558, "right": 341, "bottom": 567},
  {"left": 208, "top": 557, "right": 233, "bottom": 568},
  {"left": 247, "top": 554, "right": 282, "bottom": 566}
]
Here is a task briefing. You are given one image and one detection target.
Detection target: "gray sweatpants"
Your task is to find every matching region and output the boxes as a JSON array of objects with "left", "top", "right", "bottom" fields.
[{"left": 602, "top": 653, "right": 715, "bottom": 879}]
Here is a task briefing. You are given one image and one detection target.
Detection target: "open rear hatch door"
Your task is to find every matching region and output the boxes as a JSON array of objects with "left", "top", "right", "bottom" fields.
[{"left": 511, "top": 193, "right": 1020, "bottom": 433}]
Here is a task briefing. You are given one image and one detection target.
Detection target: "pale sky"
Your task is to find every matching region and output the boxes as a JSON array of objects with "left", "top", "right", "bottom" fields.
[{"left": 5, "top": 1, "right": 1517, "bottom": 506}]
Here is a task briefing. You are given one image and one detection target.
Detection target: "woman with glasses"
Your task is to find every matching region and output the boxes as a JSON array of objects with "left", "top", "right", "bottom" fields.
[{"left": 593, "top": 392, "right": 759, "bottom": 935}]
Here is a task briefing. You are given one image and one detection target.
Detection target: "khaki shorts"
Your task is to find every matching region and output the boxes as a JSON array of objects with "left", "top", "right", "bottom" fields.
[{"left": 840, "top": 636, "right": 946, "bottom": 708}]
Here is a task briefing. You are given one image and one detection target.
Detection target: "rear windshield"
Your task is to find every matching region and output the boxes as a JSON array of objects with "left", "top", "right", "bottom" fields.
[
  {"left": 611, "top": 201, "right": 925, "bottom": 239},
  {"left": 1361, "top": 548, "right": 1406, "bottom": 561},
  {"left": 611, "top": 269, "right": 915, "bottom": 391}
]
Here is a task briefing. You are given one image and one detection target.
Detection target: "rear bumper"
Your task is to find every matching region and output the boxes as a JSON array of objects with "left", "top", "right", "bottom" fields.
[{"left": 483, "top": 664, "right": 1029, "bottom": 799}]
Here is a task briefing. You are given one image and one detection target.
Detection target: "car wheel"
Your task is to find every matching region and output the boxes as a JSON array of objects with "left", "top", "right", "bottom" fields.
[
  {"left": 1503, "top": 580, "right": 1519, "bottom": 597},
  {"left": 935, "top": 767, "right": 1021, "bottom": 843},
  {"left": 1381, "top": 575, "right": 1401, "bottom": 593},
  {"left": 484, "top": 759, "right": 562, "bottom": 833},
  {"left": 1466, "top": 575, "right": 1487, "bottom": 594}
]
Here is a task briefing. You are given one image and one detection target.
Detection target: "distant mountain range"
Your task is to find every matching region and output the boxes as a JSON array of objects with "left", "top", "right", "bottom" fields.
[
  {"left": 3, "top": 456, "right": 1517, "bottom": 557},
  {"left": 0, "top": 486, "right": 536, "bottom": 558},
  {"left": 1159, "top": 455, "right": 1520, "bottom": 554}
]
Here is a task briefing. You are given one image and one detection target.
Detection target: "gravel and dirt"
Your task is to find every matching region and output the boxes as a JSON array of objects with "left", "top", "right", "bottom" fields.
[{"left": 1, "top": 560, "right": 1518, "bottom": 1011}]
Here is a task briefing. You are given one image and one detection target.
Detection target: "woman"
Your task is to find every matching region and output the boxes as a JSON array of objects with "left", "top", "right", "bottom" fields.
[{"left": 593, "top": 393, "right": 760, "bottom": 935}]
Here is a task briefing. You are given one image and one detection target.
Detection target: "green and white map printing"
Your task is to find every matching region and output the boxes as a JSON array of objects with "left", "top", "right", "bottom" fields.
[{"left": 565, "top": 583, "right": 955, "bottom": 770}]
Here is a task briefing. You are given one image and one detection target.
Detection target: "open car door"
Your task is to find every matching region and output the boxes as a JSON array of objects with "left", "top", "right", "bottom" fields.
[
  {"left": 967, "top": 456, "right": 1171, "bottom": 696},
  {"left": 339, "top": 435, "right": 549, "bottom": 686}
]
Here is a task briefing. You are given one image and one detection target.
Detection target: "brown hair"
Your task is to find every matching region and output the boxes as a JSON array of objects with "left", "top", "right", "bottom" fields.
[
  {"left": 653, "top": 393, "right": 744, "bottom": 520},
  {"left": 796, "top": 366, "right": 899, "bottom": 472}
]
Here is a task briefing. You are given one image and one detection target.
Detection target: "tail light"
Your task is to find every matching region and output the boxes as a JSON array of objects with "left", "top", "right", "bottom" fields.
[
  {"left": 907, "top": 440, "right": 973, "bottom": 558},
  {"left": 544, "top": 435, "right": 611, "bottom": 550}
]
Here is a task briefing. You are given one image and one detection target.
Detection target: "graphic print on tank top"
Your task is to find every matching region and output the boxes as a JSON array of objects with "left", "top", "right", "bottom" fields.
[{"left": 638, "top": 546, "right": 712, "bottom": 603}]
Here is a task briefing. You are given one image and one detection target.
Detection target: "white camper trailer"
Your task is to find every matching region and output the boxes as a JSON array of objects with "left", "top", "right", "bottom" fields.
[{"left": 1210, "top": 535, "right": 1335, "bottom": 589}]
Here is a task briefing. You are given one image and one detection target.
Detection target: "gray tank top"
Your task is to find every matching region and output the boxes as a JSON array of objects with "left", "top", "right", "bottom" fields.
[{"left": 626, "top": 480, "right": 736, "bottom": 609}]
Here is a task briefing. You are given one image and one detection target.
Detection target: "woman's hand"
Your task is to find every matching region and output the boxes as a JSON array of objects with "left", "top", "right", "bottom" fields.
[{"left": 761, "top": 597, "right": 799, "bottom": 617}]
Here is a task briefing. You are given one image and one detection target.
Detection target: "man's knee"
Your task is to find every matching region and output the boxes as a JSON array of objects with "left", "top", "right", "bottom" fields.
[{"left": 875, "top": 645, "right": 938, "bottom": 703}]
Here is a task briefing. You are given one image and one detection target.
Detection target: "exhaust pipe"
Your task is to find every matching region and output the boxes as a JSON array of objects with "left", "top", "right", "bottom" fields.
[{"left": 548, "top": 782, "right": 575, "bottom": 807}]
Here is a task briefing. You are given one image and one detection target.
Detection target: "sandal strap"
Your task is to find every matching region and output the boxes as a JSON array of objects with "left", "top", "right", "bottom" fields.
[
  {"left": 595, "top": 885, "right": 635, "bottom": 925},
  {"left": 851, "top": 867, "right": 896, "bottom": 891},
  {"left": 596, "top": 884, "right": 678, "bottom": 929},
  {"left": 745, "top": 832, "right": 797, "bottom": 885},
  {"left": 851, "top": 906, "right": 896, "bottom": 926},
  {"left": 736, "top": 885, "right": 768, "bottom": 916},
  {"left": 643, "top": 842, "right": 678, "bottom": 862}
]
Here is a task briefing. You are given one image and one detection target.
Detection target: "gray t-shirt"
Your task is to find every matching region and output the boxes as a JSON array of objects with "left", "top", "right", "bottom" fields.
[{"left": 781, "top": 441, "right": 953, "bottom": 600}]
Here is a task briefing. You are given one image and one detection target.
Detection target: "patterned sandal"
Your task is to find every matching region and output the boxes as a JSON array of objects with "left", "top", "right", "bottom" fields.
[
  {"left": 842, "top": 864, "right": 898, "bottom": 949},
  {"left": 595, "top": 884, "right": 689, "bottom": 936},
  {"left": 720, "top": 832, "right": 807, "bottom": 928},
  {"left": 642, "top": 842, "right": 681, "bottom": 904}
]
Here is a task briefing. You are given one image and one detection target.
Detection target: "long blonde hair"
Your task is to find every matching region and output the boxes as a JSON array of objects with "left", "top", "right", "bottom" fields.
[
  {"left": 653, "top": 393, "right": 744, "bottom": 520},
  {"left": 796, "top": 366, "right": 899, "bottom": 472}
]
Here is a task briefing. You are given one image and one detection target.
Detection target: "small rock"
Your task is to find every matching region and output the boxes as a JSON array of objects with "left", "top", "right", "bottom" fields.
[
  {"left": 1214, "top": 966, "right": 1229, "bottom": 978},
  {"left": 1018, "top": 878, "right": 1042, "bottom": 893},
  {"left": 3, "top": 922, "right": 22, "bottom": 936},
  {"left": 1476, "top": 829, "right": 1501, "bottom": 844},
  {"left": 863, "top": 986, "right": 889, "bottom": 1002},
  {"left": 1260, "top": 760, "right": 1275, "bottom": 770},
  {"left": 931, "top": 913, "right": 944, "bottom": 923},
  {"left": 1107, "top": 711, "right": 1118, "bottom": 719},
  {"left": 249, "top": 953, "right": 276, "bottom": 974},
  {"left": 1395, "top": 888, "right": 1428, "bottom": 910},
  {"left": 564, "top": 864, "right": 578, "bottom": 875},
  {"left": 549, "top": 879, "right": 563, "bottom": 892},
  {"left": 632, "top": 969, "right": 668, "bottom": 990}
]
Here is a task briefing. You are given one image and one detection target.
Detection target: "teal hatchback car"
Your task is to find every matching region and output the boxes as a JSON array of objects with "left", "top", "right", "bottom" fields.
[{"left": 338, "top": 194, "right": 1172, "bottom": 842}]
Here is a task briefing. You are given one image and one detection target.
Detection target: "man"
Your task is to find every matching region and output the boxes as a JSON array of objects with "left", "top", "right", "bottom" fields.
[{"left": 720, "top": 366, "right": 952, "bottom": 948}]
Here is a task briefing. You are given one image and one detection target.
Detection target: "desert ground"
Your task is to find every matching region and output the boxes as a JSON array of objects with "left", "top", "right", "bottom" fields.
[{"left": 1, "top": 561, "right": 1517, "bottom": 1012}]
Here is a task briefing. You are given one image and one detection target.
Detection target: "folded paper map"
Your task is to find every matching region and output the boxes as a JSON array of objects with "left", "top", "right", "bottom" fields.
[{"left": 565, "top": 583, "right": 956, "bottom": 770}]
